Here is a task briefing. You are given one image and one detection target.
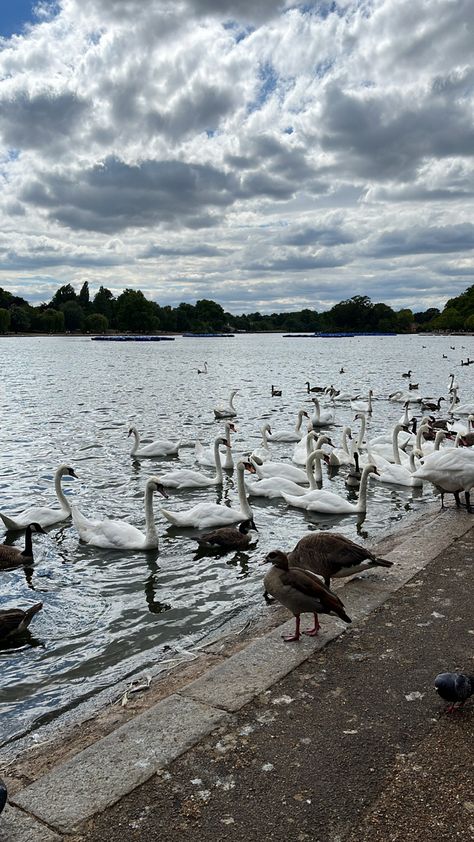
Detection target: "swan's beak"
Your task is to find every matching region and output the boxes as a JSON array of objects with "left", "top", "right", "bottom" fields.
[
  {"left": 69, "top": 468, "right": 78, "bottom": 479},
  {"left": 156, "top": 484, "right": 169, "bottom": 498}
]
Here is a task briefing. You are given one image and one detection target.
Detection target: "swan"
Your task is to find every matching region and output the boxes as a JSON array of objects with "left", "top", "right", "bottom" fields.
[
  {"left": 267, "top": 409, "right": 309, "bottom": 442},
  {"left": 281, "top": 464, "right": 377, "bottom": 514},
  {"left": 447, "top": 414, "right": 474, "bottom": 437},
  {"left": 0, "top": 465, "right": 77, "bottom": 531},
  {"left": 371, "top": 449, "right": 422, "bottom": 487},
  {"left": 250, "top": 453, "right": 310, "bottom": 484},
  {"left": 292, "top": 425, "right": 316, "bottom": 465},
  {"left": 411, "top": 447, "right": 474, "bottom": 511},
  {"left": 448, "top": 373, "right": 459, "bottom": 393},
  {"left": 159, "top": 438, "right": 228, "bottom": 488},
  {"left": 351, "top": 389, "right": 373, "bottom": 414},
  {"left": 369, "top": 424, "right": 410, "bottom": 465},
  {"left": 71, "top": 477, "right": 169, "bottom": 550},
  {"left": 309, "top": 397, "right": 335, "bottom": 427},
  {"left": 195, "top": 422, "right": 235, "bottom": 469},
  {"left": 0, "top": 523, "right": 46, "bottom": 568},
  {"left": 326, "top": 427, "right": 353, "bottom": 467},
  {"left": 160, "top": 461, "right": 255, "bottom": 528},
  {"left": 246, "top": 449, "right": 327, "bottom": 499},
  {"left": 198, "top": 361, "right": 208, "bottom": 374},
  {"left": 415, "top": 424, "right": 452, "bottom": 457},
  {"left": 128, "top": 426, "right": 181, "bottom": 458},
  {"left": 250, "top": 424, "right": 272, "bottom": 463},
  {"left": 214, "top": 390, "right": 239, "bottom": 419}
]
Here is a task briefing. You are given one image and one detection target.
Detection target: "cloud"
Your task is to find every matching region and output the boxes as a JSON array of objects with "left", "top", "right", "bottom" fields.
[{"left": 369, "top": 224, "right": 474, "bottom": 258}]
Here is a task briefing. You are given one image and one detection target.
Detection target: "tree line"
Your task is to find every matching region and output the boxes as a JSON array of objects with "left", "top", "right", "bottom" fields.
[{"left": 0, "top": 281, "right": 473, "bottom": 335}]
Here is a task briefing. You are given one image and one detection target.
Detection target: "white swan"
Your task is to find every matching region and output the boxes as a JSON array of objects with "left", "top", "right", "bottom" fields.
[
  {"left": 128, "top": 426, "right": 180, "bottom": 458},
  {"left": 198, "top": 361, "right": 208, "bottom": 374},
  {"left": 214, "top": 390, "right": 239, "bottom": 419},
  {"left": 267, "top": 409, "right": 309, "bottom": 442},
  {"left": 160, "top": 461, "right": 255, "bottom": 528},
  {"left": 351, "top": 389, "right": 373, "bottom": 414},
  {"left": 292, "top": 422, "right": 315, "bottom": 465},
  {"left": 371, "top": 450, "right": 422, "bottom": 487},
  {"left": 369, "top": 423, "right": 409, "bottom": 465},
  {"left": 412, "top": 448, "right": 474, "bottom": 510},
  {"left": 309, "top": 397, "right": 335, "bottom": 427},
  {"left": 245, "top": 449, "right": 327, "bottom": 499},
  {"left": 1, "top": 465, "right": 77, "bottom": 531},
  {"left": 159, "top": 438, "right": 228, "bottom": 488},
  {"left": 71, "top": 477, "right": 169, "bottom": 550},
  {"left": 326, "top": 427, "right": 353, "bottom": 467},
  {"left": 281, "top": 464, "right": 377, "bottom": 514},
  {"left": 195, "top": 422, "right": 235, "bottom": 469},
  {"left": 448, "top": 414, "right": 474, "bottom": 436},
  {"left": 250, "top": 424, "right": 272, "bottom": 463},
  {"left": 251, "top": 455, "right": 309, "bottom": 484}
]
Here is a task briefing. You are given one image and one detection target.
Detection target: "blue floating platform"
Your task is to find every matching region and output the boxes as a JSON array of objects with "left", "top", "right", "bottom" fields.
[{"left": 91, "top": 335, "right": 175, "bottom": 341}]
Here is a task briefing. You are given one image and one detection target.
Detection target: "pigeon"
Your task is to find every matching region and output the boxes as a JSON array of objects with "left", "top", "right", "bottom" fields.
[{"left": 434, "top": 672, "right": 474, "bottom": 713}]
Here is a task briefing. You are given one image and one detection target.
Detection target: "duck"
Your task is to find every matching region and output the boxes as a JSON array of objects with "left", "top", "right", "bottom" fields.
[
  {"left": 0, "top": 602, "right": 43, "bottom": 638},
  {"left": 351, "top": 389, "right": 373, "bottom": 414},
  {"left": 214, "top": 390, "right": 239, "bottom": 419},
  {"left": 0, "top": 523, "right": 46, "bottom": 569},
  {"left": 262, "top": 550, "right": 351, "bottom": 641},
  {"left": 160, "top": 461, "right": 256, "bottom": 528},
  {"left": 283, "top": 531, "right": 393, "bottom": 589},
  {"left": 250, "top": 424, "right": 272, "bottom": 463},
  {"left": 411, "top": 447, "right": 474, "bottom": 511},
  {"left": 281, "top": 463, "right": 378, "bottom": 514},
  {"left": 159, "top": 438, "right": 229, "bottom": 488},
  {"left": 309, "top": 397, "right": 335, "bottom": 427},
  {"left": 195, "top": 423, "right": 235, "bottom": 469},
  {"left": 271, "top": 385, "right": 282, "bottom": 397},
  {"left": 71, "top": 477, "right": 169, "bottom": 550},
  {"left": 195, "top": 518, "right": 258, "bottom": 550},
  {"left": 267, "top": 409, "right": 309, "bottom": 442},
  {"left": 0, "top": 465, "right": 77, "bottom": 531},
  {"left": 246, "top": 449, "right": 328, "bottom": 499},
  {"left": 197, "top": 361, "right": 208, "bottom": 374},
  {"left": 128, "top": 426, "right": 181, "bottom": 458}
]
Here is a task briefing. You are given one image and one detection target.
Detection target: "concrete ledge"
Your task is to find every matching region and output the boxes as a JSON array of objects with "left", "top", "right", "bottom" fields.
[
  {"left": 0, "top": 805, "right": 61, "bottom": 842},
  {"left": 11, "top": 694, "right": 228, "bottom": 833}
]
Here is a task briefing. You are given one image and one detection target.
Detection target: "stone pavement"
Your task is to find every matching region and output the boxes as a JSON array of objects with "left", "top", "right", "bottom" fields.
[{"left": 1, "top": 508, "right": 473, "bottom": 841}]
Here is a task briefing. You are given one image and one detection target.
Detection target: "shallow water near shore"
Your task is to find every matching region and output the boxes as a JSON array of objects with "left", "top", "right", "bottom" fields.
[{"left": 0, "top": 333, "right": 472, "bottom": 748}]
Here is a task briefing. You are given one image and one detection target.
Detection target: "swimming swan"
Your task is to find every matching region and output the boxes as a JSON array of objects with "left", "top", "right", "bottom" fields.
[
  {"left": 246, "top": 449, "right": 328, "bottom": 499},
  {"left": 250, "top": 424, "right": 272, "bottom": 463},
  {"left": 71, "top": 477, "right": 169, "bottom": 549},
  {"left": 214, "top": 390, "right": 239, "bottom": 419},
  {"left": 281, "top": 464, "right": 377, "bottom": 514},
  {"left": 128, "top": 426, "right": 181, "bottom": 458},
  {"left": 0, "top": 466, "right": 77, "bottom": 531},
  {"left": 195, "top": 423, "right": 235, "bottom": 469},
  {"left": 160, "top": 461, "right": 255, "bottom": 528},
  {"left": 267, "top": 410, "right": 309, "bottom": 442},
  {"left": 309, "top": 397, "right": 335, "bottom": 427},
  {"left": 159, "top": 438, "right": 228, "bottom": 488}
]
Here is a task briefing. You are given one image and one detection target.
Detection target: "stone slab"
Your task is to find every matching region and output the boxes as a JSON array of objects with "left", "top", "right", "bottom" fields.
[
  {"left": 0, "top": 804, "right": 62, "bottom": 842},
  {"left": 11, "top": 694, "right": 228, "bottom": 833}
]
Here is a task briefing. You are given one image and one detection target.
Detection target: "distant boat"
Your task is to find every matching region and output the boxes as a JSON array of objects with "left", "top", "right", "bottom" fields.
[
  {"left": 182, "top": 333, "right": 235, "bottom": 338},
  {"left": 91, "top": 335, "right": 175, "bottom": 341}
]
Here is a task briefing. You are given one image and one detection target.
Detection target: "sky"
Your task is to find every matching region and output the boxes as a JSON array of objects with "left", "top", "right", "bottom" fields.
[{"left": 0, "top": 1, "right": 473, "bottom": 315}]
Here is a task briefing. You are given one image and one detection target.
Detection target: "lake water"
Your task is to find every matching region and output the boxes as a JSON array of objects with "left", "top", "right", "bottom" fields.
[{"left": 0, "top": 333, "right": 472, "bottom": 748}]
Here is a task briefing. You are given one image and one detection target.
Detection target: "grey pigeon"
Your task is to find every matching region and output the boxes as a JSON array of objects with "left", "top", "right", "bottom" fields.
[
  {"left": 0, "top": 777, "right": 6, "bottom": 814},
  {"left": 434, "top": 672, "right": 474, "bottom": 712}
]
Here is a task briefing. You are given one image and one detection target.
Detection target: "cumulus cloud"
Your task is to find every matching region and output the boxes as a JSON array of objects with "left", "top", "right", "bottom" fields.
[{"left": 0, "top": 0, "right": 473, "bottom": 312}]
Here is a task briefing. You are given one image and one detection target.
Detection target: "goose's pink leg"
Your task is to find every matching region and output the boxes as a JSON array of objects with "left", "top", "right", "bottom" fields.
[
  {"left": 282, "top": 615, "right": 301, "bottom": 642},
  {"left": 303, "top": 613, "right": 321, "bottom": 636}
]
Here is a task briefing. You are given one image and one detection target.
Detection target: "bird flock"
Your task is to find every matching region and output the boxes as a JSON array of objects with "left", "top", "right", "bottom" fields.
[{"left": 1, "top": 356, "right": 473, "bottom": 717}]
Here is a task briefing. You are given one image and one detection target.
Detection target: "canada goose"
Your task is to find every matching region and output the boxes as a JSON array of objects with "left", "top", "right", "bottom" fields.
[
  {"left": 345, "top": 450, "right": 361, "bottom": 489},
  {"left": 0, "top": 523, "right": 46, "bottom": 569},
  {"left": 408, "top": 383, "right": 419, "bottom": 390},
  {"left": 195, "top": 519, "right": 258, "bottom": 550},
  {"left": 285, "top": 532, "right": 393, "bottom": 588},
  {"left": 402, "top": 370, "right": 412, "bottom": 378},
  {"left": 271, "top": 385, "right": 282, "bottom": 397},
  {"left": 263, "top": 550, "right": 351, "bottom": 641},
  {"left": 305, "top": 381, "right": 325, "bottom": 394},
  {"left": 0, "top": 602, "right": 43, "bottom": 638},
  {"left": 339, "top": 367, "right": 345, "bottom": 374},
  {"left": 421, "top": 397, "right": 445, "bottom": 412}
]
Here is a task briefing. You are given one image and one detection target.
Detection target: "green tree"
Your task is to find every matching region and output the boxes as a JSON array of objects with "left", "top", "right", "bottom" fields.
[
  {"left": 0, "top": 308, "right": 10, "bottom": 333},
  {"left": 50, "top": 284, "right": 77, "bottom": 308},
  {"left": 78, "top": 281, "right": 90, "bottom": 310},
  {"left": 115, "top": 289, "right": 160, "bottom": 332},
  {"left": 464, "top": 313, "right": 474, "bottom": 331},
  {"left": 9, "top": 305, "right": 31, "bottom": 332},
  {"left": 194, "top": 299, "right": 226, "bottom": 331},
  {"left": 85, "top": 313, "right": 109, "bottom": 333},
  {"left": 93, "top": 286, "right": 115, "bottom": 323},
  {"left": 35, "top": 308, "right": 65, "bottom": 333},
  {"left": 432, "top": 307, "right": 464, "bottom": 331},
  {"left": 396, "top": 309, "right": 414, "bottom": 333},
  {"left": 60, "top": 300, "right": 86, "bottom": 331}
]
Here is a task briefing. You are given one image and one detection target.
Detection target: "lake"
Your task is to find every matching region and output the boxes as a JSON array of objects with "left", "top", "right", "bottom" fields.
[{"left": 0, "top": 332, "right": 472, "bottom": 748}]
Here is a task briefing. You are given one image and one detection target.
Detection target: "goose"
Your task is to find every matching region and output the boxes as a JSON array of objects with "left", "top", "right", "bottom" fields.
[
  {"left": 309, "top": 397, "right": 335, "bottom": 427},
  {"left": 0, "top": 523, "right": 46, "bottom": 569},
  {"left": 402, "top": 369, "right": 412, "bottom": 378},
  {"left": 128, "top": 426, "right": 181, "bottom": 458},
  {"left": 267, "top": 409, "right": 309, "bottom": 442},
  {"left": 160, "top": 461, "right": 255, "bottom": 528},
  {"left": 197, "top": 361, "right": 208, "bottom": 374},
  {"left": 420, "top": 397, "right": 445, "bottom": 412},
  {"left": 195, "top": 422, "right": 236, "bottom": 469},
  {"left": 281, "top": 463, "right": 377, "bottom": 514},
  {"left": 0, "top": 602, "right": 43, "bottom": 638},
  {"left": 262, "top": 550, "right": 351, "bottom": 641},
  {"left": 246, "top": 449, "right": 328, "bottom": 499},
  {"left": 214, "top": 390, "right": 239, "bottom": 419},
  {"left": 195, "top": 518, "right": 258, "bottom": 550},
  {"left": 250, "top": 424, "right": 272, "bottom": 464},
  {"left": 0, "top": 466, "right": 77, "bottom": 531},
  {"left": 271, "top": 385, "right": 282, "bottom": 397},
  {"left": 345, "top": 450, "right": 361, "bottom": 488},
  {"left": 71, "top": 477, "right": 169, "bottom": 550},
  {"left": 151, "top": 438, "right": 229, "bottom": 489},
  {"left": 283, "top": 532, "right": 393, "bottom": 589},
  {"left": 411, "top": 447, "right": 474, "bottom": 511},
  {"left": 408, "top": 383, "right": 419, "bottom": 390},
  {"left": 305, "top": 381, "right": 326, "bottom": 393},
  {"left": 351, "top": 389, "right": 373, "bottom": 414}
]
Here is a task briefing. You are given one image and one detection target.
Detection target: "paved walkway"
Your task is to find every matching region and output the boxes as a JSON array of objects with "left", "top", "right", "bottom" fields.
[{"left": 2, "top": 509, "right": 473, "bottom": 841}]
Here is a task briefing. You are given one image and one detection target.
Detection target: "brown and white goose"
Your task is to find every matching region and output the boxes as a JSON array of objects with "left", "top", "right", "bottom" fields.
[
  {"left": 0, "top": 602, "right": 43, "bottom": 638},
  {"left": 263, "top": 550, "right": 351, "bottom": 641},
  {"left": 0, "top": 523, "right": 46, "bottom": 569},
  {"left": 196, "top": 518, "right": 258, "bottom": 550},
  {"left": 285, "top": 532, "right": 393, "bottom": 588}
]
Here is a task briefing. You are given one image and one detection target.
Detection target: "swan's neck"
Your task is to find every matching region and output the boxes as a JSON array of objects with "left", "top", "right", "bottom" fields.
[
  {"left": 236, "top": 464, "right": 253, "bottom": 518},
  {"left": 341, "top": 427, "right": 351, "bottom": 455},
  {"left": 356, "top": 414, "right": 366, "bottom": 449},
  {"left": 311, "top": 399, "right": 320, "bottom": 422},
  {"left": 129, "top": 428, "right": 140, "bottom": 456},
  {"left": 356, "top": 466, "right": 373, "bottom": 512},
  {"left": 367, "top": 391, "right": 373, "bottom": 413},
  {"left": 144, "top": 483, "right": 158, "bottom": 546},
  {"left": 261, "top": 425, "right": 270, "bottom": 447},
  {"left": 229, "top": 392, "right": 236, "bottom": 410},
  {"left": 434, "top": 431, "right": 445, "bottom": 451},
  {"left": 448, "top": 389, "right": 458, "bottom": 413},
  {"left": 305, "top": 432, "right": 316, "bottom": 458},
  {"left": 55, "top": 467, "right": 71, "bottom": 513},
  {"left": 295, "top": 411, "right": 306, "bottom": 433},
  {"left": 23, "top": 526, "right": 33, "bottom": 557},
  {"left": 401, "top": 404, "right": 409, "bottom": 425},
  {"left": 392, "top": 424, "right": 403, "bottom": 465},
  {"left": 213, "top": 439, "right": 224, "bottom": 482},
  {"left": 306, "top": 449, "right": 324, "bottom": 488},
  {"left": 409, "top": 450, "right": 417, "bottom": 472},
  {"left": 415, "top": 424, "right": 430, "bottom": 452}
]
